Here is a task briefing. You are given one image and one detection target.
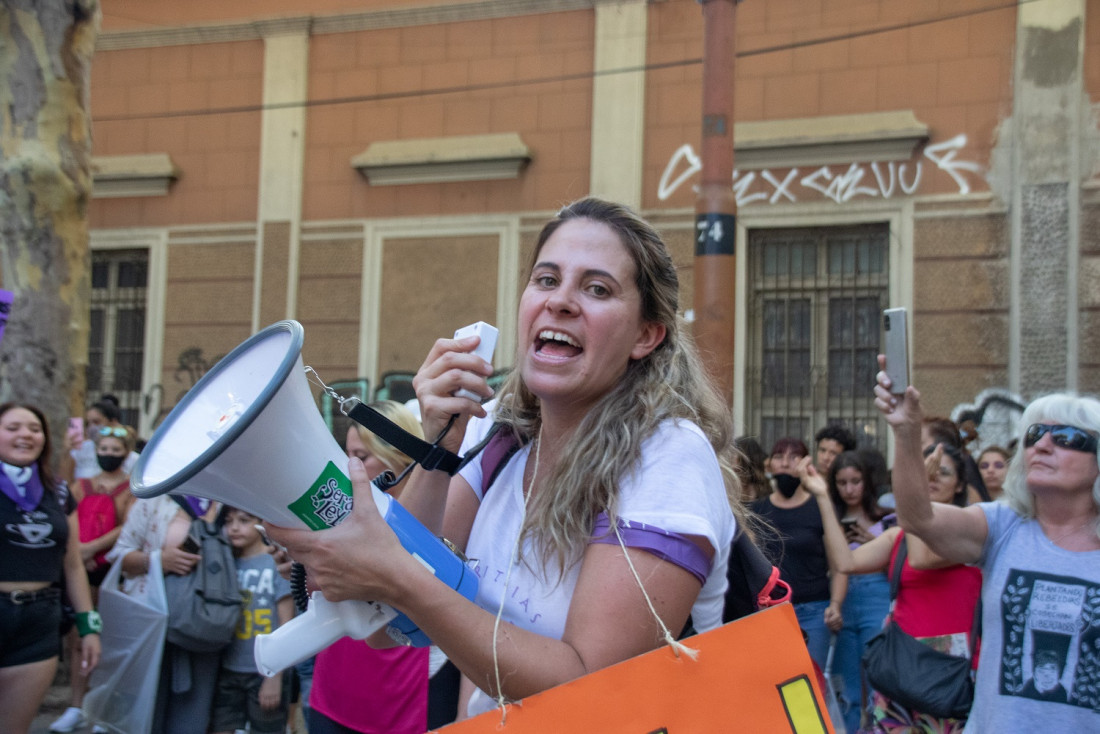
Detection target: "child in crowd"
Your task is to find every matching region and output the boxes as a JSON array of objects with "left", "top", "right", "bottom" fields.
[{"left": 209, "top": 507, "right": 294, "bottom": 734}]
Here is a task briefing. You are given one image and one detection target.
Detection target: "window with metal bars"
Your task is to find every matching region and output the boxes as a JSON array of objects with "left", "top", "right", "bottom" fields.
[
  {"left": 746, "top": 224, "right": 889, "bottom": 454},
  {"left": 87, "top": 249, "right": 148, "bottom": 430}
]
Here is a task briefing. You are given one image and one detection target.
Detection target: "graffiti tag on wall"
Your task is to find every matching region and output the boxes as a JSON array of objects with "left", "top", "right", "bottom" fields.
[{"left": 658, "top": 134, "right": 984, "bottom": 204}]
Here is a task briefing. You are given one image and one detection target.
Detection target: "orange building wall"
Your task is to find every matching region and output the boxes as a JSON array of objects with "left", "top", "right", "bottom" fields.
[
  {"left": 303, "top": 11, "right": 594, "bottom": 220},
  {"left": 90, "top": 41, "right": 263, "bottom": 228},
  {"left": 643, "top": 0, "right": 1016, "bottom": 210}
]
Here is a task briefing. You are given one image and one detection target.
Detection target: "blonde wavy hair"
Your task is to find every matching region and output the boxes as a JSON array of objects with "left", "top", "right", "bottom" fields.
[{"left": 493, "top": 197, "right": 745, "bottom": 577}]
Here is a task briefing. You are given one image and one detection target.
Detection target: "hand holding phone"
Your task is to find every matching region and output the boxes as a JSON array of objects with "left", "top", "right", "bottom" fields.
[
  {"left": 882, "top": 307, "right": 909, "bottom": 394},
  {"left": 67, "top": 417, "right": 84, "bottom": 447},
  {"left": 180, "top": 534, "right": 200, "bottom": 555}
]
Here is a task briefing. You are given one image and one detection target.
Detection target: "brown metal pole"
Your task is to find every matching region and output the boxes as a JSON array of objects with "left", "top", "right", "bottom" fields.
[{"left": 694, "top": 0, "right": 738, "bottom": 402}]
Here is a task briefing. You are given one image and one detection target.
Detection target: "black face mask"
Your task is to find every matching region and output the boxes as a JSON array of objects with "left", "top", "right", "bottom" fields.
[
  {"left": 773, "top": 473, "right": 801, "bottom": 499},
  {"left": 97, "top": 454, "right": 125, "bottom": 473}
]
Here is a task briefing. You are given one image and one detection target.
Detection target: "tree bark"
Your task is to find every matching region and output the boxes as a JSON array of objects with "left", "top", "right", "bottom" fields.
[{"left": 0, "top": 0, "right": 99, "bottom": 463}]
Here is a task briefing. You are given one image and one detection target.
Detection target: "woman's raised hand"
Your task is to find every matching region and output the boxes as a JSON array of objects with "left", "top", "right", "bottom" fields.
[
  {"left": 873, "top": 354, "right": 923, "bottom": 432},
  {"left": 412, "top": 333, "right": 495, "bottom": 453},
  {"left": 797, "top": 456, "right": 828, "bottom": 497}
]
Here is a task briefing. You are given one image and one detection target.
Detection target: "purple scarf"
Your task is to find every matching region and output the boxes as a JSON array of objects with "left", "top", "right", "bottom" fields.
[
  {"left": 182, "top": 494, "right": 211, "bottom": 518},
  {"left": 0, "top": 462, "right": 45, "bottom": 513}
]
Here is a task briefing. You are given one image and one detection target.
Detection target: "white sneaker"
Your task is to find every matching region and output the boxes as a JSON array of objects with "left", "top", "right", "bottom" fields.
[
  {"left": 49, "top": 707, "right": 87, "bottom": 733},
  {"left": 92, "top": 725, "right": 109, "bottom": 734}
]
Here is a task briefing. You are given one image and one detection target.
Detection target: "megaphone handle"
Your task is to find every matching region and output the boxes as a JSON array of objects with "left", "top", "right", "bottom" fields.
[{"left": 253, "top": 593, "right": 398, "bottom": 677}]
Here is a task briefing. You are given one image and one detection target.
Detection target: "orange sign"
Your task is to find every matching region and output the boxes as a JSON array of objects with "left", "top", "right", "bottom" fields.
[{"left": 436, "top": 604, "right": 835, "bottom": 733}]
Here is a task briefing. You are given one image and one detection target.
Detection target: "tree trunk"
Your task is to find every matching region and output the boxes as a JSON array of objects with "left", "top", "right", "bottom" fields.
[{"left": 0, "top": 0, "right": 100, "bottom": 464}]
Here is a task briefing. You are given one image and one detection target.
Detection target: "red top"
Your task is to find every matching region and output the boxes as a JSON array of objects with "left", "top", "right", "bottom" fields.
[{"left": 889, "top": 530, "right": 982, "bottom": 641}]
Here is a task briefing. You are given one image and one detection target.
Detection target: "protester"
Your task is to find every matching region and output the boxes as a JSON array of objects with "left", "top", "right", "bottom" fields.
[
  {"left": 922, "top": 415, "right": 988, "bottom": 503},
  {"left": 267, "top": 197, "right": 739, "bottom": 720},
  {"left": 751, "top": 437, "right": 843, "bottom": 672},
  {"left": 209, "top": 506, "right": 293, "bottom": 734},
  {"left": 733, "top": 436, "right": 771, "bottom": 502},
  {"left": 976, "top": 445, "right": 1011, "bottom": 501},
  {"left": 107, "top": 491, "right": 220, "bottom": 734},
  {"left": 824, "top": 451, "right": 891, "bottom": 733},
  {"left": 50, "top": 425, "right": 136, "bottom": 733},
  {"left": 801, "top": 438, "right": 981, "bottom": 732},
  {"left": 307, "top": 402, "right": 431, "bottom": 734},
  {"left": 0, "top": 403, "right": 101, "bottom": 734},
  {"left": 63, "top": 396, "right": 138, "bottom": 483},
  {"left": 875, "top": 363, "right": 1100, "bottom": 731},
  {"left": 815, "top": 424, "right": 857, "bottom": 476}
]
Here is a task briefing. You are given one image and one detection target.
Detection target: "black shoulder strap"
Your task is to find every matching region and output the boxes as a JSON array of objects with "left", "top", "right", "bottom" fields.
[
  {"left": 346, "top": 401, "right": 463, "bottom": 475},
  {"left": 889, "top": 533, "right": 907, "bottom": 602}
]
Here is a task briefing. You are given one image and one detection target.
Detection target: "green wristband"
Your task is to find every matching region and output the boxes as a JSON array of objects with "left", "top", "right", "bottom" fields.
[{"left": 75, "top": 610, "right": 103, "bottom": 637}]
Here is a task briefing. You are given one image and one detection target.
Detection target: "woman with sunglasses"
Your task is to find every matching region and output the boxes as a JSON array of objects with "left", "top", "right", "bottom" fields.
[{"left": 875, "top": 359, "right": 1100, "bottom": 731}]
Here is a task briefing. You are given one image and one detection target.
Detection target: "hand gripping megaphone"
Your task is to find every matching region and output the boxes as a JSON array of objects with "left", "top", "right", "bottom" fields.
[{"left": 130, "top": 320, "right": 478, "bottom": 676}]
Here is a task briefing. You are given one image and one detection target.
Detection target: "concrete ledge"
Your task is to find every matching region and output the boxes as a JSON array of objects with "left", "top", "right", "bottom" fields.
[
  {"left": 735, "top": 110, "right": 929, "bottom": 169},
  {"left": 92, "top": 153, "right": 180, "bottom": 198},
  {"left": 352, "top": 132, "right": 531, "bottom": 186}
]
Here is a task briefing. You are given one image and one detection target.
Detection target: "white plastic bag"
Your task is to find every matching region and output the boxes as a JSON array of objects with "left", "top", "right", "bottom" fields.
[{"left": 84, "top": 549, "right": 168, "bottom": 734}]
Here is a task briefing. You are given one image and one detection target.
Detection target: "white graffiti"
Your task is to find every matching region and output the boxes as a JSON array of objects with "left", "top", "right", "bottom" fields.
[{"left": 656, "top": 134, "right": 983, "bottom": 203}]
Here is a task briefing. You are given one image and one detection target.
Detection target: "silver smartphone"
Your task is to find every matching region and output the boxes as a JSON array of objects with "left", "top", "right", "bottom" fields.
[{"left": 882, "top": 307, "right": 909, "bottom": 394}]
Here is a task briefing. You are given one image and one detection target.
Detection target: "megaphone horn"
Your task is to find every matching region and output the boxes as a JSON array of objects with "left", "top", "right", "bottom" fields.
[{"left": 131, "top": 320, "right": 478, "bottom": 676}]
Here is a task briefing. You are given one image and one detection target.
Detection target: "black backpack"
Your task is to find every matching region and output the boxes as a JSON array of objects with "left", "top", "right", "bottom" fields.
[
  {"left": 474, "top": 423, "right": 790, "bottom": 626},
  {"left": 163, "top": 499, "right": 242, "bottom": 653}
]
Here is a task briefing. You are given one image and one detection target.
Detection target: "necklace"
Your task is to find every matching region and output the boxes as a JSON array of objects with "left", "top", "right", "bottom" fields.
[{"left": 1039, "top": 518, "right": 1099, "bottom": 547}]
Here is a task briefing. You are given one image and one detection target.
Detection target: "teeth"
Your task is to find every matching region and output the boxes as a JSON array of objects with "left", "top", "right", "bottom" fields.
[{"left": 538, "top": 330, "right": 579, "bottom": 347}]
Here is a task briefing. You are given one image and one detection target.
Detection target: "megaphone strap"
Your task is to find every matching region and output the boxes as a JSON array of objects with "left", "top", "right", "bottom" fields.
[{"left": 346, "top": 402, "right": 463, "bottom": 476}]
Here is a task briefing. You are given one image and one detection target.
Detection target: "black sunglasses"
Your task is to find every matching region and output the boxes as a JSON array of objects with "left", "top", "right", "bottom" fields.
[{"left": 1024, "top": 424, "right": 1099, "bottom": 454}]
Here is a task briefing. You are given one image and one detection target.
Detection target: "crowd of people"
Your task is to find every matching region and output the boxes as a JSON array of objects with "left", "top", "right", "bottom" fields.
[{"left": 1, "top": 197, "right": 1097, "bottom": 734}]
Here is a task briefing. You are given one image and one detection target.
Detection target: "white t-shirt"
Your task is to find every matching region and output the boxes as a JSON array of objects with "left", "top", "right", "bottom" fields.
[{"left": 457, "top": 413, "right": 735, "bottom": 716}]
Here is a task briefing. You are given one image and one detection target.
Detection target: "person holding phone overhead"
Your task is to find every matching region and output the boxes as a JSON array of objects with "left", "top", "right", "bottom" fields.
[{"left": 873, "top": 353, "right": 1100, "bottom": 731}]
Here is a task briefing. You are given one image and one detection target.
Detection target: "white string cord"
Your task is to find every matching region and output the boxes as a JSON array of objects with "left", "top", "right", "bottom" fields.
[
  {"left": 610, "top": 520, "right": 699, "bottom": 661},
  {"left": 491, "top": 428, "right": 540, "bottom": 724}
]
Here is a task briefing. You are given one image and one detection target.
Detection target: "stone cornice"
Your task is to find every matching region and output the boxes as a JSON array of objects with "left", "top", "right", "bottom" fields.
[{"left": 97, "top": 0, "right": 595, "bottom": 51}]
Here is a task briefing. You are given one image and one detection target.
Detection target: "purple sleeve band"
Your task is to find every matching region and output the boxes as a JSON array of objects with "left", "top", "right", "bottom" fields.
[{"left": 589, "top": 513, "right": 710, "bottom": 585}]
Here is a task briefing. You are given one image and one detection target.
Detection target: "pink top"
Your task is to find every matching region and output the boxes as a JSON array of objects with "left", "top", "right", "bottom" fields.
[
  {"left": 889, "top": 531, "right": 982, "bottom": 641},
  {"left": 310, "top": 637, "right": 428, "bottom": 733}
]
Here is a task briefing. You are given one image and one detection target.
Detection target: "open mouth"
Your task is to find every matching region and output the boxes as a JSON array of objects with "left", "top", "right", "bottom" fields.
[{"left": 536, "top": 329, "right": 583, "bottom": 358}]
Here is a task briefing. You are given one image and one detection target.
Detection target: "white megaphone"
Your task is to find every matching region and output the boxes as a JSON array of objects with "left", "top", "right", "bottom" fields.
[{"left": 131, "top": 320, "right": 478, "bottom": 677}]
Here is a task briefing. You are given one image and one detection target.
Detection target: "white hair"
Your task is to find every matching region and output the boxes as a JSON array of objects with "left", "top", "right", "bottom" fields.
[{"left": 1001, "top": 392, "right": 1100, "bottom": 540}]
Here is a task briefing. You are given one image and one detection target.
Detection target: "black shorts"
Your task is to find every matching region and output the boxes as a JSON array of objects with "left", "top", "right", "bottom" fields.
[
  {"left": 209, "top": 668, "right": 290, "bottom": 734},
  {"left": 0, "top": 589, "right": 62, "bottom": 667}
]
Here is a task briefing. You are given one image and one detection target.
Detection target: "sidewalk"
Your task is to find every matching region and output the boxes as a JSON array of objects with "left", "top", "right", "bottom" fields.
[{"left": 30, "top": 679, "right": 82, "bottom": 734}]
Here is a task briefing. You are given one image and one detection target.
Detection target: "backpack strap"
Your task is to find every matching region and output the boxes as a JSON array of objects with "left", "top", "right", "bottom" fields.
[
  {"left": 110, "top": 479, "right": 130, "bottom": 497},
  {"left": 479, "top": 424, "right": 526, "bottom": 494}
]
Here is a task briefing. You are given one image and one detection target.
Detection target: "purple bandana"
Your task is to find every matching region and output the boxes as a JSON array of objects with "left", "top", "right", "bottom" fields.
[
  {"left": 182, "top": 494, "right": 211, "bottom": 518},
  {"left": 0, "top": 462, "right": 44, "bottom": 513}
]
